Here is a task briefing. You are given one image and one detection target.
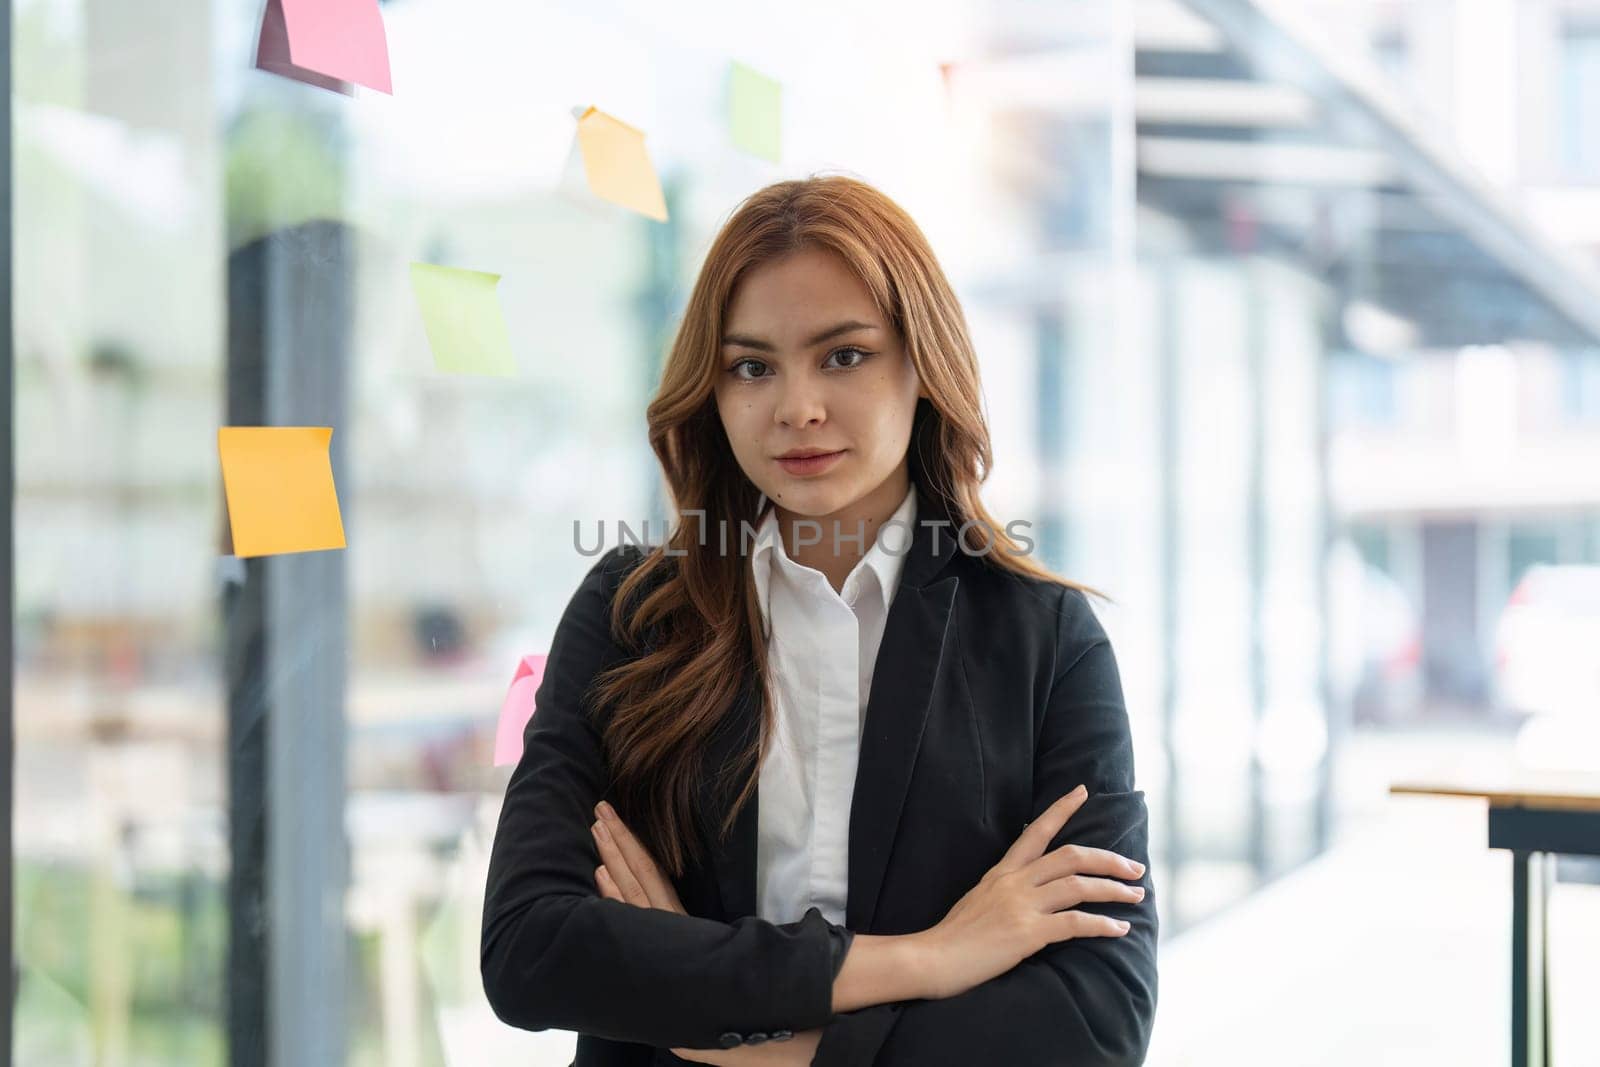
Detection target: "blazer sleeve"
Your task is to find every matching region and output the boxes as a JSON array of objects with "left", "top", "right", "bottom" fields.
[
  {"left": 479, "top": 546, "right": 840, "bottom": 1050},
  {"left": 811, "top": 586, "right": 1159, "bottom": 1066}
]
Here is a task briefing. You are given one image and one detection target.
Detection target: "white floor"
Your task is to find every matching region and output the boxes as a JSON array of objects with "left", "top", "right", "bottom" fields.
[{"left": 1147, "top": 731, "right": 1600, "bottom": 1066}]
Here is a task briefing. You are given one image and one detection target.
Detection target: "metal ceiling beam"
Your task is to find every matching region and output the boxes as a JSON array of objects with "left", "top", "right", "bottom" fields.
[{"left": 1179, "top": 0, "right": 1600, "bottom": 345}]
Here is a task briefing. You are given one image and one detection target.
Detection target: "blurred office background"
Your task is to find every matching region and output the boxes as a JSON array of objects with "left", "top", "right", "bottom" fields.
[{"left": 8, "top": 0, "right": 1600, "bottom": 1063}]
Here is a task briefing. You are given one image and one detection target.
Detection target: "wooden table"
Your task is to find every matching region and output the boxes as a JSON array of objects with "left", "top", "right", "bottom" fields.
[{"left": 1390, "top": 774, "right": 1600, "bottom": 1067}]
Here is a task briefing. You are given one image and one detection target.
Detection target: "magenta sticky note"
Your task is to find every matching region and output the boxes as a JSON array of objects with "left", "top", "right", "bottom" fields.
[
  {"left": 255, "top": 0, "right": 393, "bottom": 95},
  {"left": 494, "top": 654, "right": 548, "bottom": 767}
]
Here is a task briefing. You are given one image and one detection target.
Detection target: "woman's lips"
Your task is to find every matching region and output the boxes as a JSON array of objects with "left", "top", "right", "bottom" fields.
[{"left": 775, "top": 450, "right": 846, "bottom": 476}]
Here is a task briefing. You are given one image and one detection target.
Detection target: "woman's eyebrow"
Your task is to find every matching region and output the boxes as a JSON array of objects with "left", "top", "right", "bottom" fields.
[{"left": 720, "top": 320, "right": 879, "bottom": 352}]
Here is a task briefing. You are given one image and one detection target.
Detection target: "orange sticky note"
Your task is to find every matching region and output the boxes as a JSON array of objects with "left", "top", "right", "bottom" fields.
[
  {"left": 256, "top": 0, "right": 393, "bottom": 95},
  {"left": 217, "top": 427, "right": 347, "bottom": 558},
  {"left": 494, "top": 654, "right": 549, "bottom": 766},
  {"left": 574, "top": 106, "right": 669, "bottom": 222}
]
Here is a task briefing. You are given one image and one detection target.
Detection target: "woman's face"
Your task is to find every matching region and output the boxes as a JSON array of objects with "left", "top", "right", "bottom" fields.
[{"left": 714, "top": 245, "right": 926, "bottom": 522}]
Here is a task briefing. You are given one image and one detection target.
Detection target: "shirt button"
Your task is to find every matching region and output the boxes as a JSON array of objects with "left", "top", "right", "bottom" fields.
[
  {"left": 717, "top": 1032, "right": 742, "bottom": 1049},
  {"left": 771, "top": 1030, "right": 794, "bottom": 1042},
  {"left": 745, "top": 1032, "right": 770, "bottom": 1045}
]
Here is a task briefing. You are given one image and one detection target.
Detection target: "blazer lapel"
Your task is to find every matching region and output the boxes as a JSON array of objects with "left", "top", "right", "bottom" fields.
[
  {"left": 846, "top": 568, "right": 959, "bottom": 930},
  {"left": 700, "top": 492, "right": 963, "bottom": 930},
  {"left": 701, "top": 675, "right": 761, "bottom": 919}
]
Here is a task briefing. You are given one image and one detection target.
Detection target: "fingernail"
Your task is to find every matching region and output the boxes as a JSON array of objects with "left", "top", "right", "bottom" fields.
[
  {"left": 1117, "top": 920, "right": 1131, "bottom": 932},
  {"left": 593, "top": 821, "right": 610, "bottom": 841},
  {"left": 1072, "top": 784, "right": 1087, "bottom": 797},
  {"left": 598, "top": 801, "right": 615, "bottom": 820},
  {"left": 1131, "top": 862, "right": 1146, "bottom": 877},
  {"left": 1132, "top": 887, "right": 1146, "bottom": 899}
]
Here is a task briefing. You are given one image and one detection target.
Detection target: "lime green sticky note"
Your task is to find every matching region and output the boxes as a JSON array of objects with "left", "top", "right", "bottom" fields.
[
  {"left": 728, "top": 61, "right": 781, "bottom": 163},
  {"left": 409, "top": 262, "right": 518, "bottom": 376}
]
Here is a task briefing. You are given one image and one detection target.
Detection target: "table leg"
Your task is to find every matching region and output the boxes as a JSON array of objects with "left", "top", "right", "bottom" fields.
[
  {"left": 1510, "top": 850, "right": 1550, "bottom": 1067},
  {"left": 1539, "top": 855, "right": 1551, "bottom": 1067}
]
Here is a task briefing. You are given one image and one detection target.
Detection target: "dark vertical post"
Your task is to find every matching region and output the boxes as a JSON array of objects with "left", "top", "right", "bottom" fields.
[
  {"left": 1, "top": 0, "right": 14, "bottom": 1060},
  {"left": 224, "top": 220, "right": 352, "bottom": 1067},
  {"left": 1509, "top": 849, "right": 1550, "bottom": 1067}
]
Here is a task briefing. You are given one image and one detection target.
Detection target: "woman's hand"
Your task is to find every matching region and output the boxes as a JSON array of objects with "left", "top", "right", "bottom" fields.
[
  {"left": 590, "top": 800, "right": 687, "bottom": 915},
  {"left": 667, "top": 1031, "right": 821, "bottom": 1066},
  {"left": 589, "top": 803, "right": 823, "bottom": 1066},
  {"left": 913, "top": 784, "right": 1146, "bottom": 1001}
]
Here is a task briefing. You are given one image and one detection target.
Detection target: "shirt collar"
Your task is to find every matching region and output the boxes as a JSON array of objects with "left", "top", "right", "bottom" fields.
[{"left": 750, "top": 482, "right": 918, "bottom": 637}]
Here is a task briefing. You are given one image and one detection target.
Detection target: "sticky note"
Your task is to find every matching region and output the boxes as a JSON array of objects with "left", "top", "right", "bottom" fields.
[
  {"left": 217, "top": 427, "right": 347, "bottom": 558},
  {"left": 728, "top": 62, "right": 781, "bottom": 163},
  {"left": 494, "top": 654, "right": 549, "bottom": 766},
  {"left": 256, "top": 0, "right": 393, "bottom": 95},
  {"left": 409, "top": 263, "right": 518, "bottom": 376},
  {"left": 575, "top": 106, "right": 669, "bottom": 222}
]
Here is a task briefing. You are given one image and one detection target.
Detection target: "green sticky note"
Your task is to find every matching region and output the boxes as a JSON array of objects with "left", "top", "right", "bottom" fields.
[
  {"left": 728, "top": 61, "right": 781, "bottom": 163},
  {"left": 409, "top": 262, "right": 518, "bottom": 376}
]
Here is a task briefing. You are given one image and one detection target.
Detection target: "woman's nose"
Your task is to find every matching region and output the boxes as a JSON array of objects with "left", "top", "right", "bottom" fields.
[{"left": 774, "top": 376, "right": 827, "bottom": 428}]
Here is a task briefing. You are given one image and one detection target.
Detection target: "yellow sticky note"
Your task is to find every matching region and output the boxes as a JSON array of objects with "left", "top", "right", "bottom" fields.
[
  {"left": 409, "top": 262, "right": 518, "bottom": 376},
  {"left": 728, "top": 61, "right": 781, "bottom": 163},
  {"left": 217, "top": 427, "right": 346, "bottom": 558},
  {"left": 575, "top": 106, "right": 669, "bottom": 222}
]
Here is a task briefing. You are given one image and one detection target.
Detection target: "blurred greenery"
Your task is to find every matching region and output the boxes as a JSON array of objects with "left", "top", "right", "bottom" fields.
[
  {"left": 15, "top": 860, "right": 443, "bottom": 1066},
  {"left": 224, "top": 106, "right": 349, "bottom": 251},
  {"left": 17, "top": 860, "right": 226, "bottom": 1065},
  {"left": 14, "top": 1, "right": 86, "bottom": 106}
]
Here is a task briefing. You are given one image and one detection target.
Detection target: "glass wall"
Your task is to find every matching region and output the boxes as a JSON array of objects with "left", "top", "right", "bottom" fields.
[{"left": 13, "top": 0, "right": 1145, "bottom": 1062}]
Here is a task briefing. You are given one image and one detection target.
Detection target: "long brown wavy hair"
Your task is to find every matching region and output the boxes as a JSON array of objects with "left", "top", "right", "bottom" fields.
[{"left": 589, "top": 174, "right": 1105, "bottom": 879}]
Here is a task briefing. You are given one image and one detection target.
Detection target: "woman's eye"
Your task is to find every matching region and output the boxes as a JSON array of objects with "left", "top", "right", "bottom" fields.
[{"left": 728, "top": 348, "right": 869, "bottom": 381}]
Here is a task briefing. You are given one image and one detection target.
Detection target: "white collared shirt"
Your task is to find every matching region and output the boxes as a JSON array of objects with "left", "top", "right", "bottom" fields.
[{"left": 749, "top": 482, "right": 918, "bottom": 927}]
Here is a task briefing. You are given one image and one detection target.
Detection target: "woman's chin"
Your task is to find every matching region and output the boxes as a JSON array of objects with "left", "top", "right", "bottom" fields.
[{"left": 773, "top": 489, "right": 869, "bottom": 526}]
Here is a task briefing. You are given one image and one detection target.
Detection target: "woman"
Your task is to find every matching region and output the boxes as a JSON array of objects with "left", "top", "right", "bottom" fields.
[{"left": 481, "top": 175, "right": 1158, "bottom": 1066}]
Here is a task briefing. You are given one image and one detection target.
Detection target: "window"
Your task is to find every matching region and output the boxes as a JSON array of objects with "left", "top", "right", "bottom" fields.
[
  {"left": 1562, "top": 347, "right": 1600, "bottom": 424},
  {"left": 1329, "top": 352, "right": 1400, "bottom": 427},
  {"left": 1558, "top": 19, "right": 1600, "bottom": 178},
  {"left": 1371, "top": 29, "right": 1412, "bottom": 99}
]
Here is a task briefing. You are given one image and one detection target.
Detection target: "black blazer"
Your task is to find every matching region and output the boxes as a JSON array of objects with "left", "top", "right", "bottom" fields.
[{"left": 481, "top": 498, "right": 1159, "bottom": 1066}]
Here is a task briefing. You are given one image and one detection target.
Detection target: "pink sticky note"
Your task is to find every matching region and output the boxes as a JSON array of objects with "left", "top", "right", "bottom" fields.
[
  {"left": 255, "top": 0, "right": 393, "bottom": 95},
  {"left": 494, "top": 654, "right": 548, "bottom": 767}
]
